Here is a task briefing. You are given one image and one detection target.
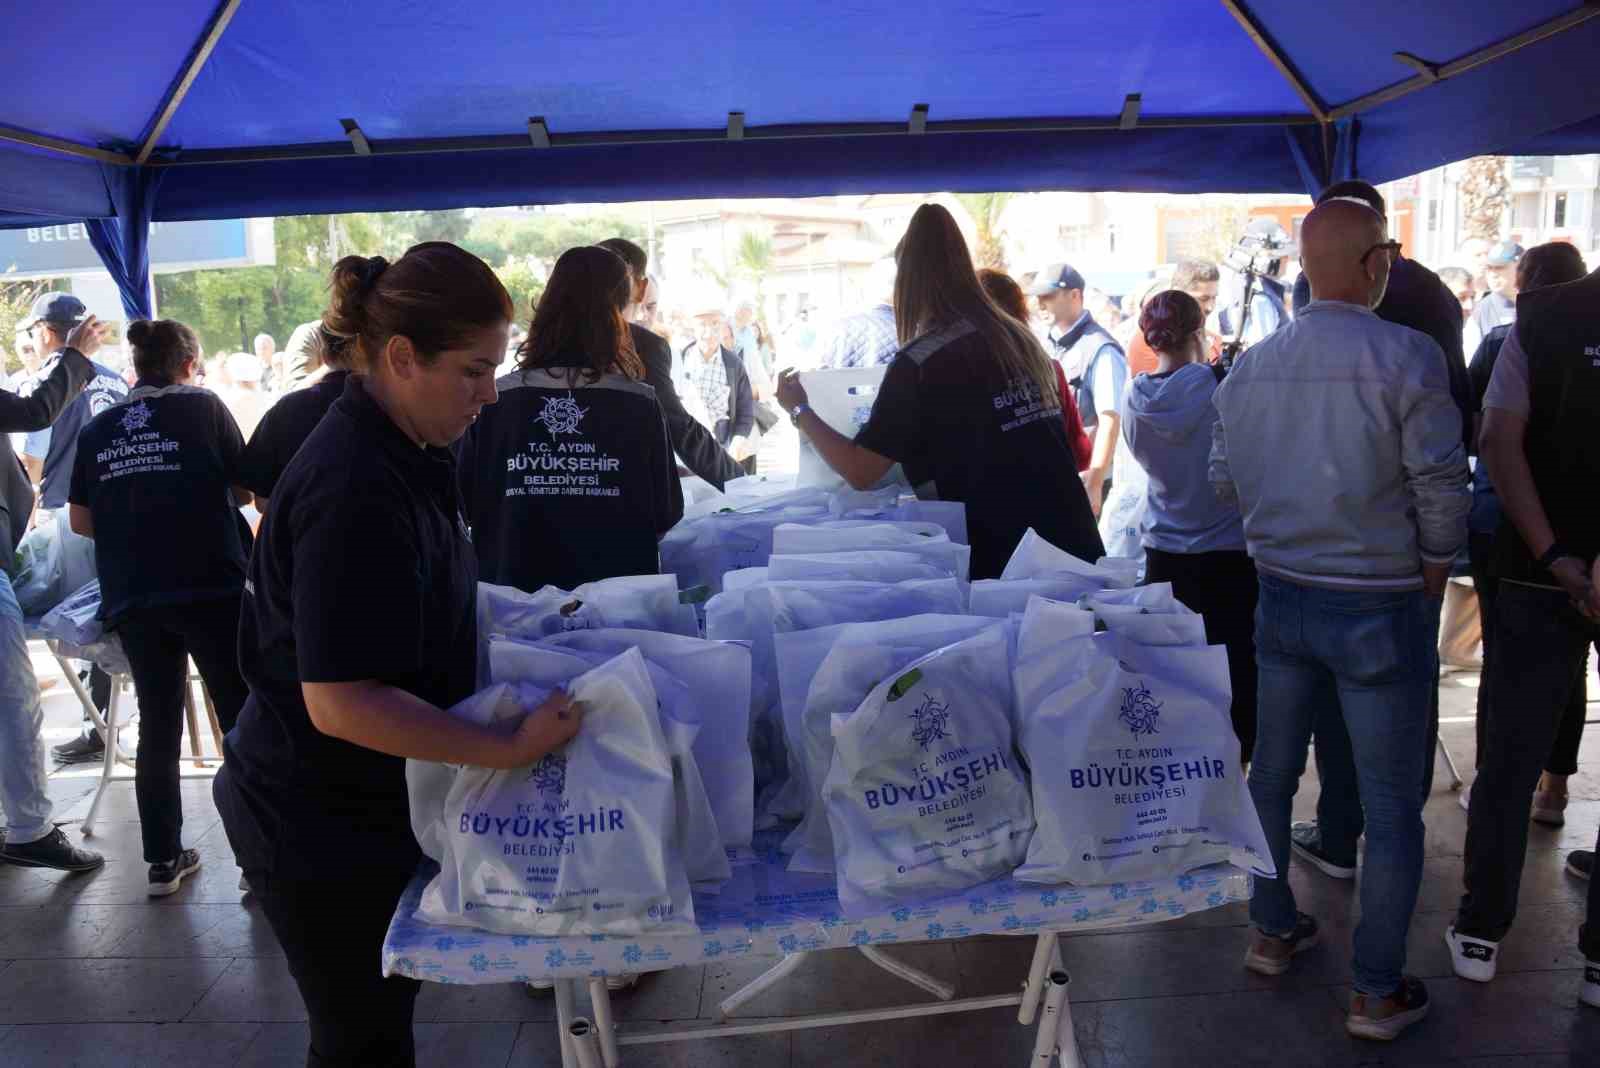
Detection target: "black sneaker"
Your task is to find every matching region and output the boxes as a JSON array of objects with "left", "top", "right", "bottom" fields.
[
  {"left": 52, "top": 731, "right": 106, "bottom": 765},
  {"left": 1569, "top": 850, "right": 1593, "bottom": 882},
  {"left": 148, "top": 849, "right": 201, "bottom": 897},
  {"left": 1290, "top": 821, "right": 1357, "bottom": 880},
  {"left": 0, "top": 827, "right": 105, "bottom": 872}
]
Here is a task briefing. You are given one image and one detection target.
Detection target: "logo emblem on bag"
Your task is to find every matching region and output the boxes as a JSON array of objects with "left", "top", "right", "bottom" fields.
[
  {"left": 1118, "top": 682, "right": 1163, "bottom": 737},
  {"left": 909, "top": 692, "right": 951, "bottom": 750},
  {"left": 528, "top": 752, "right": 568, "bottom": 796},
  {"left": 119, "top": 400, "right": 153, "bottom": 434},
  {"left": 533, "top": 392, "right": 588, "bottom": 436}
]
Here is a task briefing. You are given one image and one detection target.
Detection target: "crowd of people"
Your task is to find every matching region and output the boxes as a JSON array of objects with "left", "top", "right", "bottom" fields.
[{"left": 0, "top": 181, "right": 1596, "bottom": 1062}]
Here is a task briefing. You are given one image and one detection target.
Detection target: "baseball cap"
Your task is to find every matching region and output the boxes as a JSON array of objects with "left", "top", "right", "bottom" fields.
[
  {"left": 20, "top": 291, "right": 86, "bottom": 331},
  {"left": 1485, "top": 240, "right": 1524, "bottom": 267},
  {"left": 1027, "top": 263, "right": 1087, "bottom": 297}
]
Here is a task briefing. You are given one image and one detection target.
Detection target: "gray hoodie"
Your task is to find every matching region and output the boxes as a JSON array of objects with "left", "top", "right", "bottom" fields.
[{"left": 1121, "top": 364, "right": 1245, "bottom": 555}]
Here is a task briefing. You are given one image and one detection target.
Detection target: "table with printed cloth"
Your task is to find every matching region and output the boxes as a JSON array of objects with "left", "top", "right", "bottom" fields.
[{"left": 383, "top": 834, "right": 1251, "bottom": 1068}]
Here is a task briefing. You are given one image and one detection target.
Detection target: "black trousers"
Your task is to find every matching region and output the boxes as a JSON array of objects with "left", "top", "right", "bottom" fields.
[
  {"left": 1468, "top": 531, "right": 1591, "bottom": 775},
  {"left": 1456, "top": 582, "right": 1600, "bottom": 955},
  {"left": 1143, "top": 547, "right": 1259, "bottom": 760},
  {"left": 116, "top": 594, "right": 248, "bottom": 863},
  {"left": 249, "top": 864, "right": 422, "bottom": 1067}
]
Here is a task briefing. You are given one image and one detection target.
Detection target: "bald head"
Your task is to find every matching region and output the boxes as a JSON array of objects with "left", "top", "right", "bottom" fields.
[{"left": 1300, "top": 198, "right": 1391, "bottom": 309}]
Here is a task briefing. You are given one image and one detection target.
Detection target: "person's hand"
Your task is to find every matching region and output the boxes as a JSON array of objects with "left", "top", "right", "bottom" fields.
[
  {"left": 1421, "top": 560, "right": 1452, "bottom": 599},
  {"left": 1549, "top": 557, "right": 1600, "bottom": 621},
  {"left": 1082, "top": 470, "right": 1105, "bottom": 517},
  {"left": 774, "top": 368, "right": 808, "bottom": 413},
  {"left": 505, "top": 688, "right": 583, "bottom": 767},
  {"left": 65, "top": 315, "right": 104, "bottom": 358}
]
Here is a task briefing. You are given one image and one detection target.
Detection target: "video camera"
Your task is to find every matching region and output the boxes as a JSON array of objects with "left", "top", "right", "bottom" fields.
[{"left": 1219, "top": 219, "right": 1293, "bottom": 371}]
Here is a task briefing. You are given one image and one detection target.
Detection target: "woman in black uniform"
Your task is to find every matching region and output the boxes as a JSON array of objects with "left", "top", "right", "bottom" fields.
[
  {"left": 237, "top": 326, "right": 354, "bottom": 509},
  {"left": 214, "top": 243, "right": 581, "bottom": 1067},
  {"left": 67, "top": 318, "right": 253, "bottom": 895},
  {"left": 774, "top": 204, "right": 1103, "bottom": 578},
  {"left": 458, "top": 244, "right": 683, "bottom": 591}
]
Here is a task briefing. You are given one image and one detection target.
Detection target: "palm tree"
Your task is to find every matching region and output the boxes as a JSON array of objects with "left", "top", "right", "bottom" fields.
[
  {"left": 1460, "top": 156, "right": 1510, "bottom": 242},
  {"left": 955, "top": 193, "right": 1013, "bottom": 270}
]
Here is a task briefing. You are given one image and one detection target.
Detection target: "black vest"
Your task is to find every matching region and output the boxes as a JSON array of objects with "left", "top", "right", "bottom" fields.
[{"left": 1493, "top": 270, "right": 1600, "bottom": 582}]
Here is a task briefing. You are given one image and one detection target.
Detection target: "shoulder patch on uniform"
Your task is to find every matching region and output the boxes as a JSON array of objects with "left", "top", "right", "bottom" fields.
[{"left": 901, "top": 319, "right": 979, "bottom": 367}]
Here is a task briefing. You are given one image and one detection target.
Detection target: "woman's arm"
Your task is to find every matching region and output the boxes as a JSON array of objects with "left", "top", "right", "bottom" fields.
[
  {"left": 68, "top": 503, "right": 94, "bottom": 538},
  {"left": 303, "top": 680, "right": 581, "bottom": 770},
  {"left": 792, "top": 409, "right": 894, "bottom": 490}
]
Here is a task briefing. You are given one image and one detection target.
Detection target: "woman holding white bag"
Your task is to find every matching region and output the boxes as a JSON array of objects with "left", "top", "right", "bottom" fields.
[
  {"left": 214, "top": 243, "right": 582, "bottom": 1068},
  {"left": 774, "top": 203, "right": 1102, "bottom": 579}
]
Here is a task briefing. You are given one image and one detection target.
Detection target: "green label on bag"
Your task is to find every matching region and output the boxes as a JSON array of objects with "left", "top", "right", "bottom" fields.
[{"left": 887, "top": 668, "right": 923, "bottom": 701}]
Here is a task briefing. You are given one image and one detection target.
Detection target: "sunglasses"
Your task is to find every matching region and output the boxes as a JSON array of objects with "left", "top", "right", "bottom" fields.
[{"left": 1360, "top": 240, "right": 1404, "bottom": 266}]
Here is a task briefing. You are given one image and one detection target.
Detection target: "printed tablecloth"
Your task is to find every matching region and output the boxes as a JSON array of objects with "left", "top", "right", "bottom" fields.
[{"left": 383, "top": 837, "right": 1250, "bottom": 985}]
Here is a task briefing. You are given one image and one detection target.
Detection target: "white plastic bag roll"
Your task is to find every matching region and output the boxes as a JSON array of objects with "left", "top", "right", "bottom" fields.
[
  {"left": 417, "top": 649, "right": 696, "bottom": 936},
  {"left": 824, "top": 625, "right": 1033, "bottom": 917}
]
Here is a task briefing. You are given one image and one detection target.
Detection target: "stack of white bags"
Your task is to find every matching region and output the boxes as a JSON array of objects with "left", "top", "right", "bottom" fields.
[{"left": 407, "top": 476, "right": 1271, "bottom": 935}]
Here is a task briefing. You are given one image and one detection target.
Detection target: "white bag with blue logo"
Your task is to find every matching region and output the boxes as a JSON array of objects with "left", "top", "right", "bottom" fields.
[
  {"left": 1012, "top": 596, "right": 1271, "bottom": 886},
  {"left": 784, "top": 614, "right": 1005, "bottom": 872},
  {"left": 38, "top": 579, "right": 105, "bottom": 646},
  {"left": 823, "top": 625, "right": 1033, "bottom": 917},
  {"left": 417, "top": 647, "right": 696, "bottom": 936}
]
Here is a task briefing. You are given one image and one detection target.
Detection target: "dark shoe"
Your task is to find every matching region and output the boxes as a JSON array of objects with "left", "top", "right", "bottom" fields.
[
  {"left": 0, "top": 827, "right": 105, "bottom": 872},
  {"left": 52, "top": 731, "right": 105, "bottom": 765},
  {"left": 1244, "top": 912, "right": 1320, "bottom": 976},
  {"left": 148, "top": 849, "right": 201, "bottom": 897},
  {"left": 1290, "top": 821, "right": 1357, "bottom": 880},
  {"left": 1568, "top": 850, "right": 1593, "bottom": 882},
  {"left": 1347, "top": 976, "right": 1430, "bottom": 1041}
]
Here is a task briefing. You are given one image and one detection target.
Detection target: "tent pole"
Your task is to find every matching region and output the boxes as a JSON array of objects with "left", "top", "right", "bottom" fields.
[
  {"left": 1328, "top": 3, "right": 1600, "bottom": 121},
  {"left": 1219, "top": 0, "right": 1328, "bottom": 123},
  {"left": 134, "top": 0, "right": 244, "bottom": 165},
  {"left": 0, "top": 124, "right": 130, "bottom": 164}
]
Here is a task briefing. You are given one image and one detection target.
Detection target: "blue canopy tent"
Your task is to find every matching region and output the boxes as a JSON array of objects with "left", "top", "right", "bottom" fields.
[{"left": 3, "top": 1, "right": 1599, "bottom": 317}]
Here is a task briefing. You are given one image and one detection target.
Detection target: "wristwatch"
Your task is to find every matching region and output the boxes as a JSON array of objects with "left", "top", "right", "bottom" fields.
[{"left": 787, "top": 402, "right": 812, "bottom": 424}]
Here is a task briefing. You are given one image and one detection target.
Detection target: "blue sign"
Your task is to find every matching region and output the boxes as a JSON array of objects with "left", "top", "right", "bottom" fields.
[{"left": 0, "top": 219, "right": 261, "bottom": 278}]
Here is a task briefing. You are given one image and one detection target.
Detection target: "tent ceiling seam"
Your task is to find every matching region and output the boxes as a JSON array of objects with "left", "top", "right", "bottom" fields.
[
  {"left": 1219, "top": 0, "right": 1329, "bottom": 123},
  {"left": 0, "top": 124, "right": 131, "bottom": 165},
  {"left": 144, "top": 112, "right": 1321, "bottom": 167},
  {"left": 1328, "top": 3, "right": 1600, "bottom": 121},
  {"left": 134, "top": 0, "right": 244, "bottom": 166}
]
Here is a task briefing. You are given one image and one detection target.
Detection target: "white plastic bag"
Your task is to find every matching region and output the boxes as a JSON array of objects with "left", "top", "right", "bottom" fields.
[
  {"left": 483, "top": 640, "right": 730, "bottom": 883},
  {"left": 830, "top": 492, "right": 970, "bottom": 546},
  {"left": 772, "top": 522, "right": 970, "bottom": 581},
  {"left": 1080, "top": 583, "right": 1181, "bottom": 613},
  {"left": 824, "top": 625, "right": 1033, "bottom": 917},
  {"left": 969, "top": 577, "right": 1110, "bottom": 618},
  {"left": 1092, "top": 603, "right": 1209, "bottom": 647},
  {"left": 751, "top": 578, "right": 967, "bottom": 821},
  {"left": 38, "top": 579, "right": 104, "bottom": 645},
  {"left": 416, "top": 649, "right": 696, "bottom": 936},
  {"left": 540, "top": 628, "right": 754, "bottom": 849},
  {"left": 477, "top": 576, "right": 698, "bottom": 642},
  {"left": 661, "top": 504, "right": 830, "bottom": 594},
  {"left": 999, "top": 528, "right": 1136, "bottom": 588},
  {"left": 784, "top": 614, "right": 1004, "bottom": 872},
  {"left": 797, "top": 368, "right": 905, "bottom": 490},
  {"left": 767, "top": 551, "right": 951, "bottom": 583},
  {"left": 1012, "top": 597, "right": 1271, "bottom": 885}
]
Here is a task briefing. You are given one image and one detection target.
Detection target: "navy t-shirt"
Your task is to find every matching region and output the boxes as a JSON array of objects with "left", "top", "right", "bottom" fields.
[
  {"left": 68, "top": 381, "right": 248, "bottom": 622},
  {"left": 458, "top": 365, "right": 684, "bottom": 591},
  {"left": 33, "top": 354, "right": 128, "bottom": 509},
  {"left": 216, "top": 375, "right": 477, "bottom": 878},
  {"left": 237, "top": 370, "right": 350, "bottom": 498},
  {"left": 854, "top": 318, "right": 1105, "bottom": 580}
]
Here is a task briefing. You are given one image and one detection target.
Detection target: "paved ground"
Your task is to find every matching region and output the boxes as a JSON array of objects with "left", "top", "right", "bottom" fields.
[{"left": 3, "top": 648, "right": 1597, "bottom": 1067}]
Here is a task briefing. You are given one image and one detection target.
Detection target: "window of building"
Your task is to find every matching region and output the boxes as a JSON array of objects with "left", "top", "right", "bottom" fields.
[
  {"left": 1512, "top": 192, "right": 1542, "bottom": 231},
  {"left": 1553, "top": 192, "right": 1568, "bottom": 229}
]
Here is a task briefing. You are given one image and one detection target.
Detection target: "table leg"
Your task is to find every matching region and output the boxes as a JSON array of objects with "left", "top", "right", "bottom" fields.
[
  {"left": 1017, "top": 932, "right": 1060, "bottom": 1024},
  {"left": 554, "top": 978, "right": 580, "bottom": 1068},
  {"left": 718, "top": 952, "right": 807, "bottom": 1018},
  {"left": 569, "top": 1018, "right": 605, "bottom": 1068},
  {"left": 586, "top": 978, "right": 621, "bottom": 1068},
  {"left": 857, "top": 944, "right": 955, "bottom": 1000},
  {"left": 1029, "top": 969, "right": 1071, "bottom": 1066},
  {"left": 82, "top": 682, "right": 122, "bottom": 838}
]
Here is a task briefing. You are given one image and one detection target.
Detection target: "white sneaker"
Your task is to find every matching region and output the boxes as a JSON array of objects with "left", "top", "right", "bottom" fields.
[
  {"left": 1582, "top": 961, "right": 1600, "bottom": 1009},
  {"left": 1445, "top": 925, "right": 1499, "bottom": 983},
  {"left": 1458, "top": 785, "right": 1470, "bottom": 813}
]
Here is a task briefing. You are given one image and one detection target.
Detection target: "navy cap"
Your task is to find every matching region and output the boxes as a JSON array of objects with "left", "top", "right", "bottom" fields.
[
  {"left": 21, "top": 291, "right": 86, "bottom": 331},
  {"left": 1485, "top": 240, "right": 1524, "bottom": 267},
  {"left": 1027, "top": 262, "right": 1087, "bottom": 296}
]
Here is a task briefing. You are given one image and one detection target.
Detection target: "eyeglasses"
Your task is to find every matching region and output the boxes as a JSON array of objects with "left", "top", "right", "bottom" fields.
[{"left": 1360, "top": 240, "right": 1404, "bottom": 266}]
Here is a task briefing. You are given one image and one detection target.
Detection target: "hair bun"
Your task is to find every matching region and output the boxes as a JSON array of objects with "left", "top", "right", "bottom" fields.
[
  {"left": 125, "top": 320, "right": 154, "bottom": 346},
  {"left": 357, "top": 256, "right": 390, "bottom": 294}
]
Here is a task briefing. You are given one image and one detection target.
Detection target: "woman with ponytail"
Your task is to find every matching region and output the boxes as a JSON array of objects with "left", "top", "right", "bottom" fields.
[
  {"left": 214, "top": 243, "right": 581, "bottom": 1066},
  {"left": 1121, "top": 288, "right": 1256, "bottom": 758},
  {"left": 66, "top": 317, "right": 254, "bottom": 893},
  {"left": 774, "top": 203, "right": 1102, "bottom": 578}
]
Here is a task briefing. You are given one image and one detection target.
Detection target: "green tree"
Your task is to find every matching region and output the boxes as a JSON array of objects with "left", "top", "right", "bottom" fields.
[
  {"left": 1, "top": 276, "right": 66, "bottom": 376},
  {"left": 955, "top": 193, "right": 1013, "bottom": 270}
]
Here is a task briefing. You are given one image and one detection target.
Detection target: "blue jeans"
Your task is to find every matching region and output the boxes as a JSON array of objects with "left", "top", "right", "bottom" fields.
[
  {"left": 1248, "top": 573, "right": 1433, "bottom": 996},
  {"left": 0, "top": 568, "right": 52, "bottom": 844}
]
